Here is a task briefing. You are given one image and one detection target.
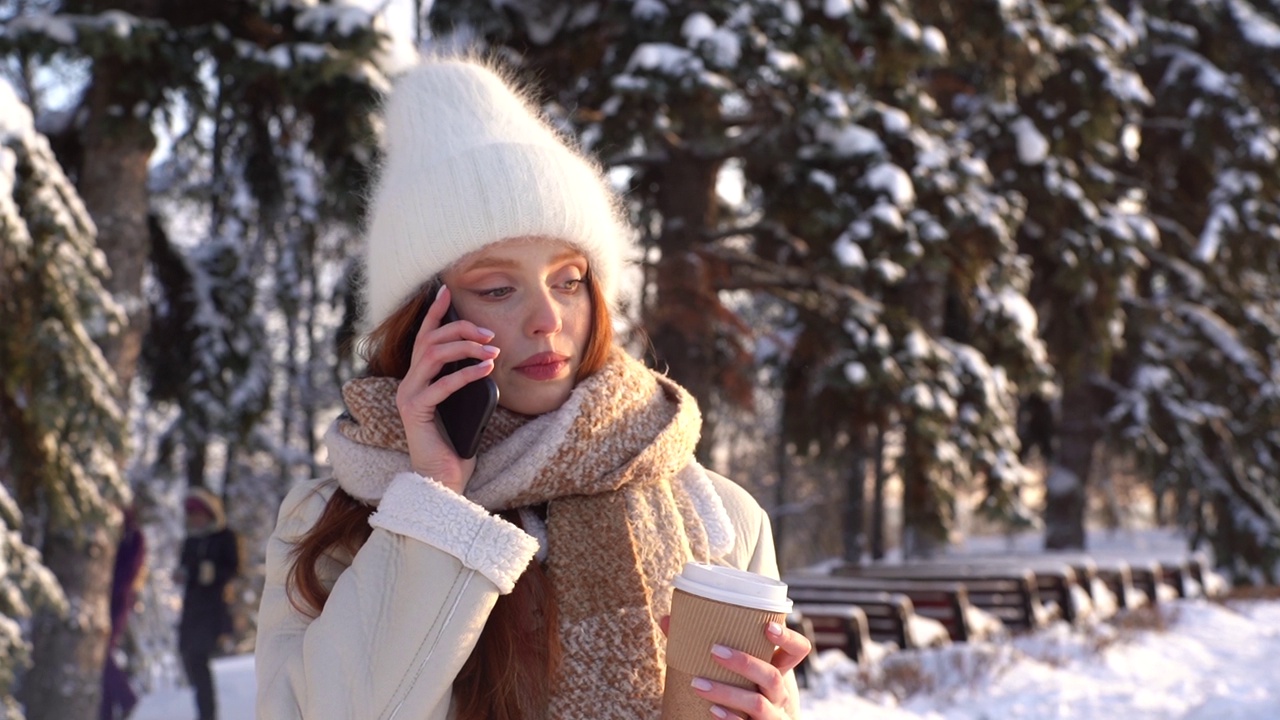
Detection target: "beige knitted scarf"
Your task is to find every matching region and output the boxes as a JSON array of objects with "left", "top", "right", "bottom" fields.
[{"left": 337, "top": 347, "right": 713, "bottom": 719}]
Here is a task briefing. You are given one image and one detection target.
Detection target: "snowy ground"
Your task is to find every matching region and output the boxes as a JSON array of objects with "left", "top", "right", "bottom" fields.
[
  {"left": 135, "top": 596, "right": 1280, "bottom": 719},
  {"left": 801, "top": 598, "right": 1280, "bottom": 719}
]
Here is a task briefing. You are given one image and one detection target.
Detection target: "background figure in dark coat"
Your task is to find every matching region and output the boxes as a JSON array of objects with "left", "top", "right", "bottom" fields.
[
  {"left": 177, "top": 487, "right": 239, "bottom": 720},
  {"left": 101, "top": 503, "right": 146, "bottom": 720}
]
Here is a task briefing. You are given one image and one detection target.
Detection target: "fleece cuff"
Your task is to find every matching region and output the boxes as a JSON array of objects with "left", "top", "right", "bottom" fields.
[{"left": 368, "top": 472, "right": 539, "bottom": 594}]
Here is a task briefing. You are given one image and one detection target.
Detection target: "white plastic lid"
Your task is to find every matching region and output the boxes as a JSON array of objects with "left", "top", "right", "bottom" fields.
[{"left": 671, "top": 562, "right": 793, "bottom": 613}]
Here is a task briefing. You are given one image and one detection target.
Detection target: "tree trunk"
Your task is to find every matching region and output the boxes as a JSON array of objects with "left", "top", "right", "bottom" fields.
[
  {"left": 186, "top": 432, "right": 208, "bottom": 489},
  {"left": 842, "top": 426, "right": 870, "bottom": 564},
  {"left": 1044, "top": 374, "right": 1096, "bottom": 549},
  {"left": 899, "top": 262, "right": 949, "bottom": 559},
  {"left": 871, "top": 424, "right": 887, "bottom": 561},
  {"left": 772, "top": 427, "right": 790, "bottom": 573},
  {"left": 900, "top": 427, "right": 949, "bottom": 559},
  {"left": 303, "top": 239, "right": 320, "bottom": 478},
  {"left": 78, "top": 55, "right": 157, "bottom": 401},
  {"left": 648, "top": 149, "right": 721, "bottom": 460},
  {"left": 23, "top": 524, "right": 117, "bottom": 720}
]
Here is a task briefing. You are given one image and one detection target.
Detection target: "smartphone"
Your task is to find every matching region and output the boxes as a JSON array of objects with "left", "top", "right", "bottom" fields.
[{"left": 410, "top": 286, "right": 499, "bottom": 459}]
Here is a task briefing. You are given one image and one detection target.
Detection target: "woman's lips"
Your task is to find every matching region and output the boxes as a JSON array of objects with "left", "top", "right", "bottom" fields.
[{"left": 514, "top": 353, "right": 570, "bottom": 381}]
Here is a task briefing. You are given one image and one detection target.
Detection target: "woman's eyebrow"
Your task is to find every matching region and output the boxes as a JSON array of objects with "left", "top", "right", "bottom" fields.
[
  {"left": 461, "top": 250, "right": 587, "bottom": 273},
  {"left": 461, "top": 257, "right": 519, "bottom": 272},
  {"left": 549, "top": 249, "right": 587, "bottom": 264}
]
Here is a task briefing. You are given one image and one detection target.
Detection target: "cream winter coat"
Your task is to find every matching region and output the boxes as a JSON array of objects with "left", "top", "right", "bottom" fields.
[{"left": 255, "top": 426, "right": 787, "bottom": 720}]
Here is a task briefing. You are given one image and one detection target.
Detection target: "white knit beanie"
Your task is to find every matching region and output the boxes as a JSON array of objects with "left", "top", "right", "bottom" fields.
[{"left": 362, "top": 57, "right": 631, "bottom": 329}]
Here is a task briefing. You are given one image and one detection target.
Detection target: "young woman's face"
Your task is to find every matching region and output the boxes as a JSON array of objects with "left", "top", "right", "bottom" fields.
[{"left": 442, "top": 237, "right": 593, "bottom": 416}]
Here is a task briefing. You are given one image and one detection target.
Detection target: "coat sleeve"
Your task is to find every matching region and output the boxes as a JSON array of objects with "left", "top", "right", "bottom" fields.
[
  {"left": 704, "top": 471, "right": 779, "bottom": 578},
  {"left": 255, "top": 474, "right": 540, "bottom": 720}
]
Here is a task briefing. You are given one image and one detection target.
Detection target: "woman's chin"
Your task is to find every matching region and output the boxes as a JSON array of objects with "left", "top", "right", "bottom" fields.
[{"left": 497, "top": 380, "right": 574, "bottom": 417}]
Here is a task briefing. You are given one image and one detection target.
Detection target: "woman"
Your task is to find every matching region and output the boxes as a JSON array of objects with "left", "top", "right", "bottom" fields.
[
  {"left": 255, "top": 56, "right": 810, "bottom": 720},
  {"left": 179, "top": 488, "right": 239, "bottom": 720}
]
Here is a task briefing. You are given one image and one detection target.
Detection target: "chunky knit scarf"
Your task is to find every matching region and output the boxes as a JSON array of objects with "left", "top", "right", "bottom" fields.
[{"left": 336, "top": 347, "right": 719, "bottom": 719}]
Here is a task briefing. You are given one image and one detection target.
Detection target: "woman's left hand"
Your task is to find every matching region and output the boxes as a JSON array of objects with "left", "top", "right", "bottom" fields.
[{"left": 660, "top": 616, "right": 811, "bottom": 719}]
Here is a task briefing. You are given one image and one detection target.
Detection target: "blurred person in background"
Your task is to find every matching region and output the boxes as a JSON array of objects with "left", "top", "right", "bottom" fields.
[
  {"left": 101, "top": 502, "right": 146, "bottom": 720},
  {"left": 176, "top": 487, "right": 239, "bottom": 720}
]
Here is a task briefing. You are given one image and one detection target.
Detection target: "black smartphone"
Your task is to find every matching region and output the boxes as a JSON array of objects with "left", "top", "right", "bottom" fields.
[{"left": 409, "top": 286, "right": 499, "bottom": 459}]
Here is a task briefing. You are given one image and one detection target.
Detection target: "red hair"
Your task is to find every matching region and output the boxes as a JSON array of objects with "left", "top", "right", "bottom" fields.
[{"left": 286, "top": 272, "right": 613, "bottom": 719}]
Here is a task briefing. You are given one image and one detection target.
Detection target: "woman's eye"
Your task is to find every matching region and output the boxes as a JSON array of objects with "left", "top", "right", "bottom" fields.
[
  {"left": 560, "top": 277, "right": 584, "bottom": 291},
  {"left": 480, "top": 287, "right": 513, "bottom": 298}
]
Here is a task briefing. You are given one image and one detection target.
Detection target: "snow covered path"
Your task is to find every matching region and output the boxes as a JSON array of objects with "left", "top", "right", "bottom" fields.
[{"left": 134, "top": 597, "right": 1280, "bottom": 719}]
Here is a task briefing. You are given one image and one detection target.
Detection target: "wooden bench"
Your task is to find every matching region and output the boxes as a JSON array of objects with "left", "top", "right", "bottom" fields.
[
  {"left": 990, "top": 562, "right": 1083, "bottom": 625},
  {"left": 931, "top": 558, "right": 1091, "bottom": 625},
  {"left": 787, "top": 574, "right": 984, "bottom": 643},
  {"left": 786, "top": 610, "right": 820, "bottom": 686},
  {"left": 834, "top": 563, "right": 1054, "bottom": 632},
  {"left": 785, "top": 585, "right": 916, "bottom": 650},
  {"left": 1022, "top": 555, "right": 1141, "bottom": 613},
  {"left": 1184, "top": 553, "right": 1229, "bottom": 598},
  {"left": 1085, "top": 561, "right": 1144, "bottom": 611},
  {"left": 1119, "top": 558, "right": 1174, "bottom": 605},
  {"left": 792, "top": 603, "right": 872, "bottom": 664},
  {"left": 1083, "top": 550, "right": 1219, "bottom": 603},
  {"left": 1159, "top": 557, "right": 1203, "bottom": 599},
  {"left": 953, "top": 552, "right": 1142, "bottom": 615}
]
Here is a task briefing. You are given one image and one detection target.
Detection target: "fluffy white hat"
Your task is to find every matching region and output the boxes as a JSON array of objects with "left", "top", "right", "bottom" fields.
[{"left": 362, "top": 57, "right": 630, "bottom": 328}]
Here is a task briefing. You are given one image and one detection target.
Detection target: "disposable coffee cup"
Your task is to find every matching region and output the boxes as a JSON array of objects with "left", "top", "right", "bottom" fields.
[{"left": 661, "top": 563, "right": 793, "bottom": 720}]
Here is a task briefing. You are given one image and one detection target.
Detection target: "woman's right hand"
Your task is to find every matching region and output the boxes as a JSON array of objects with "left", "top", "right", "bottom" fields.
[{"left": 395, "top": 285, "right": 500, "bottom": 494}]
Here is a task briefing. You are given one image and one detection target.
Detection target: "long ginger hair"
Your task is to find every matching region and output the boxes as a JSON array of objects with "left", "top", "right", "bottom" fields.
[{"left": 286, "top": 271, "right": 614, "bottom": 719}]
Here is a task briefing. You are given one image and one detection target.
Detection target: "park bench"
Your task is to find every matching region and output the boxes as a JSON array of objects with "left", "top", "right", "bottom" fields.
[
  {"left": 783, "top": 585, "right": 916, "bottom": 650},
  {"left": 932, "top": 557, "right": 1098, "bottom": 625},
  {"left": 1154, "top": 556, "right": 1197, "bottom": 599},
  {"left": 961, "top": 561, "right": 1085, "bottom": 625},
  {"left": 1153, "top": 553, "right": 1228, "bottom": 599},
  {"left": 1119, "top": 558, "right": 1176, "bottom": 605},
  {"left": 834, "top": 563, "right": 1055, "bottom": 632},
  {"left": 1083, "top": 549, "right": 1226, "bottom": 602},
  {"left": 1084, "top": 560, "right": 1144, "bottom": 611},
  {"left": 1037, "top": 555, "right": 1141, "bottom": 613},
  {"left": 945, "top": 551, "right": 1141, "bottom": 614},
  {"left": 1184, "top": 553, "right": 1229, "bottom": 598},
  {"left": 785, "top": 610, "right": 820, "bottom": 686},
  {"left": 786, "top": 574, "right": 994, "bottom": 643},
  {"left": 791, "top": 603, "right": 872, "bottom": 665},
  {"left": 1068, "top": 553, "right": 1176, "bottom": 605},
  {"left": 1127, "top": 554, "right": 1220, "bottom": 600}
]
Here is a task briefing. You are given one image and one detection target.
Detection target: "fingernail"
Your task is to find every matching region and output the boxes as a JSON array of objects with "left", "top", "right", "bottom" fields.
[
  {"left": 710, "top": 644, "right": 733, "bottom": 659},
  {"left": 690, "top": 677, "right": 712, "bottom": 692},
  {"left": 767, "top": 621, "right": 784, "bottom": 636},
  {"left": 482, "top": 345, "right": 499, "bottom": 354},
  {"left": 437, "top": 284, "right": 447, "bottom": 299},
  {"left": 710, "top": 706, "right": 728, "bottom": 719},
  {"left": 478, "top": 327, "right": 495, "bottom": 339},
  {"left": 478, "top": 359, "right": 494, "bottom": 369}
]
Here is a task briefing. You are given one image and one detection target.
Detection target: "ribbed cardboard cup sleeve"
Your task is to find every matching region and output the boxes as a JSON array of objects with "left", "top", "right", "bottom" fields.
[{"left": 661, "top": 589, "right": 787, "bottom": 720}]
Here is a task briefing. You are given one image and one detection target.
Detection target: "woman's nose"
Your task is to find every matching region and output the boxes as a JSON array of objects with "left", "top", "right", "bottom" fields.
[{"left": 525, "top": 290, "right": 563, "bottom": 336}]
